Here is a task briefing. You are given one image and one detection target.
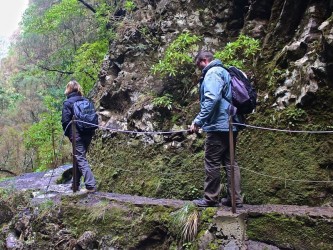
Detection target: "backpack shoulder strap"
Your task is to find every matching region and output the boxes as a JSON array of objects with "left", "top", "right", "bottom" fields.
[
  {"left": 217, "top": 65, "right": 232, "bottom": 104},
  {"left": 200, "top": 64, "right": 232, "bottom": 103}
]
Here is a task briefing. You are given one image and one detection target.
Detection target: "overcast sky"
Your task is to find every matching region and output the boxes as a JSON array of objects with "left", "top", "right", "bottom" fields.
[{"left": 0, "top": 0, "right": 29, "bottom": 39}]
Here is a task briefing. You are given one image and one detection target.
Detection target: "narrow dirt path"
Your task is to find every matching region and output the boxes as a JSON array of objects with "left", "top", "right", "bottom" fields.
[{"left": 1, "top": 166, "right": 332, "bottom": 218}]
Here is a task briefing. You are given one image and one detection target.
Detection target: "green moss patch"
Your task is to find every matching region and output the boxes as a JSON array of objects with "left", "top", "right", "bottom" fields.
[
  {"left": 247, "top": 213, "right": 333, "bottom": 249},
  {"left": 61, "top": 195, "right": 176, "bottom": 249},
  {"left": 238, "top": 115, "right": 333, "bottom": 205},
  {"left": 89, "top": 133, "right": 206, "bottom": 200}
]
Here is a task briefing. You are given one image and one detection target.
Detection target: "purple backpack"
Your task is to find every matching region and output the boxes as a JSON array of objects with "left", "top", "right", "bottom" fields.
[{"left": 223, "top": 66, "right": 257, "bottom": 115}]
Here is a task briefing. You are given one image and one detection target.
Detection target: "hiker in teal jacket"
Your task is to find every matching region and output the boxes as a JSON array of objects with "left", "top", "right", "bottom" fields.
[{"left": 190, "top": 51, "right": 243, "bottom": 207}]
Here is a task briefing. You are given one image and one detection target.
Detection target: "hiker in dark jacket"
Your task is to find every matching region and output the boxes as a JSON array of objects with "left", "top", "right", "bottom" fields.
[
  {"left": 61, "top": 80, "right": 96, "bottom": 192},
  {"left": 190, "top": 51, "right": 243, "bottom": 207}
]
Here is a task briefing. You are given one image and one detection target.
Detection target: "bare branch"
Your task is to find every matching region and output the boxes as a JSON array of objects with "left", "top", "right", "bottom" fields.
[
  {"left": 83, "top": 70, "right": 96, "bottom": 81},
  {"left": 0, "top": 168, "right": 17, "bottom": 176},
  {"left": 77, "top": 0, "right": 96, "bottom": 13},
  {"left": 63, "top": 24, "right": 78, "bottom": 51},
  {"left": 37, "top": 65, "right": 74, "bottom": 75}
]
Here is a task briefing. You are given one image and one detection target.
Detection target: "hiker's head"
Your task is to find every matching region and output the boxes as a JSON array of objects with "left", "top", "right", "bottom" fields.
[
  {"left": 65, "top": 80, "right": 83, "bottom": 96},
  {"left": 195, "top": 51, "right": 214, "bottom": 70}
]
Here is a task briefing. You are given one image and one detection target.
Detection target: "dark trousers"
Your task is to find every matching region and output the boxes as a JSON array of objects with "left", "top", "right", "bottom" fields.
[
  {"left": 204, "top": 132, "right": 242, "bottom": 203},
  {"left": 72, "top": 134, "right": 96, "bottom": 189}
]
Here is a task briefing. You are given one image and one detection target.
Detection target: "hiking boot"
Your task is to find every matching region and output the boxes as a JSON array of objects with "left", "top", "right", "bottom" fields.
[
  {"left": 83, "top": 187, "right": 96, "bottom": 193},
  {"left": 221, "top": 198, "right": 243, "bottom": 208},
  {"left": 193, "top": 199, "right": 218, "bottom": 207}
]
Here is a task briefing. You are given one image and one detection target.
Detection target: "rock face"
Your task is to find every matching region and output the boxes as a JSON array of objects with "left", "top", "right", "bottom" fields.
[
  {"left": 92, "top": 0, "right": 333, "bottom": 130},
  {"left": 268, "top": 1, "right": 332, "bottom": 109},
  {"left": 86, "top": 0, "right": 333, "bottom": 206}
]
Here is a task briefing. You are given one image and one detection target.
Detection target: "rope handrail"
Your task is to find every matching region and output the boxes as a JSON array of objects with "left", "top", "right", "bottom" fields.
[
  {"left": 102, "top": 166, "right": 333, "bottom": 184},
  {"left": 41, "top": 119, "right": 333, "bottom": 194},
  {"left": 232, "top": 122, "right": 333, "bottom": 134},
  {"left": 76, "top": 120, "right": 333, "bottom": 134},
  {"left": 74, "top": 119, "right": 190, "bottom": 135}
]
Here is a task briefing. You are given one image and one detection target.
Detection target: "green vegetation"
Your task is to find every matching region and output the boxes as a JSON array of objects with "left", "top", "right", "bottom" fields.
[
  {"left": 90, "top": 98, "right": 333, "bottom": 207},
  {"left": 87, "top": 200, "right": 110, "bottom": 222},
  {"left": 214, "top": 34, "right": 260, "bottom": 70},
  {"left": 170, "top": 202, "right": 199, "bottom": 243},
  {"left": 72, "top": 40, "right": 109, "bottom": 91},
  {"left": 247, "top": 213, "right": 333, "bottom": 249},
  {"left": 149, "top": 34, "right": 260, "bottom": 117},
  {"left": 0, "top": 0, "right": 118, "bottom": 174},
  {"left": 23, "top": 96, "right": 63, "bottom": 171},
  {"left": 238, "top": 128, "right": 333, "bottom": 205},
  {"left": 1, "top": 0, "right": 333, "bottom": 249},
  {"left": 38, "top": 199, "right": 54, "bottom": 210},
  {"left": 23, "top": 0, "right": 83, "bottom": 33},
  {"left": 89, "top": 133, "right": 205, "bottom": 200},
  {"left": 151, "top": 32, "right": 201, "bottom": 77},
  {"left": 267, "top": 68, "right": 285, "bottom": 89},
  {"left": 61, "top": 195, "right": 176, "bottom": 248},
  {"left": 0, "top": 188, "right": 31, "bottom": 213},
  {"left": 124, "top": 0, "right": 136, "bottom": 12},
  {"left": 2, "top": 187, "right": 333, "bottom": 249},
  {"left": 152, "top": 94, "right": 173, "bottom": 110},
  {"left": 21, "top": 0, "right": 112, "bottom": 93},
  {"left": 0, "top": 86, "right": 23, "bottom": 113},
  {"left": 283, "top": 106, "right": 307, "bottom": 127},
  {"left": 151, "top": 33, "right": 259, "bottom": 77},
  {"left": 36, "top": 199, "right": 56, "bottom": 220}
]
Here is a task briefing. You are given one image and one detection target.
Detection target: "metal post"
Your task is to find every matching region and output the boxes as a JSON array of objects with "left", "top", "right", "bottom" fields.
[
  {"left": 72, "top": 117, "right": 78, "bottom": 193},
  {"left": 229, "top": 117, "right": 236, "bottom": 213}
]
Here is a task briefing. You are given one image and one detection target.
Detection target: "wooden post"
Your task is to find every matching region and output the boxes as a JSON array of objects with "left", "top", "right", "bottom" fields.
[
  {"left": 229, "top": 117, "right": 236, "bottom": 213},
  {"left": 72, "top": 117, "right": 78, "bottom": 193}
]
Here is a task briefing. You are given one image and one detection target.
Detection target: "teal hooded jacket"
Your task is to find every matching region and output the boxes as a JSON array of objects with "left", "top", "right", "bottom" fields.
[{"left": 193, "top": 59, "right": 241, "bottom": 132}]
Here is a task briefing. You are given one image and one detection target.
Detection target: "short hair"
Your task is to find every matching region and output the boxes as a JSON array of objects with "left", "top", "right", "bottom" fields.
[
  {"left": 195, "top": 51, "right": 214, "bottom": 64},
  {"left": 65, "top": 80, "right": 83, "bottom": 96}
]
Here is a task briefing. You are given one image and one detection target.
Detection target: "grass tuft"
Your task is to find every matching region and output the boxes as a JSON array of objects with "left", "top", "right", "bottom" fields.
[{"left": 170, "top": 202, "right": 199, "bottom": 243}]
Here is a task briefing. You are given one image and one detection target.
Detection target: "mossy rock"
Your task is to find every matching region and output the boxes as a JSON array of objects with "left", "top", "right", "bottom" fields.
[
  {"left": 61, "top": 195, "right": 176, "bottom": 249},
  {"left": 89, "top": 133, "right": 205, "bottom": 201},
  {"left": 87, "top": 81, "right": 333, "bottom": 207},
  {"left": 247, "top": 213, "right": 333, "bottom": 249},
  {"left": 0, "top": 200, "right": 13, "bottom": 225}
]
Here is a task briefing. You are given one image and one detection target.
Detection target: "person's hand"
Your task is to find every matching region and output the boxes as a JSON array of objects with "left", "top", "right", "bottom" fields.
[{"left": 189, "top": 123, "right": 200, "bottom": 134}]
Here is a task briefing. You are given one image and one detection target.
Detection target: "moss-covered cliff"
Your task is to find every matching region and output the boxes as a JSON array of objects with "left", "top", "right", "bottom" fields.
[{"left": 88, "top": 0, "right": 333, "bottom": 207}]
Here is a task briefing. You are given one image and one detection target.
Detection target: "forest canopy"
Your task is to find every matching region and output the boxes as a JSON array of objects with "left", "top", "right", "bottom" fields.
[{"left": 0, "top": 0, "right": 127, "bottom": 176}]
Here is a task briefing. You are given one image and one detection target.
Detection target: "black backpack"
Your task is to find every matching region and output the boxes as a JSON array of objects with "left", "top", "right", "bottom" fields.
[
  {"left": 73, "top": 98, "right": 98, "bottom": 132},
  {"left": 223, "top": 66, "right": 257, "bottom": 115}
]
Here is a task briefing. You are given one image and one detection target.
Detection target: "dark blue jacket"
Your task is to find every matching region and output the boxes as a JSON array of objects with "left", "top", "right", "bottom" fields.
[{"left": 61, "top": 92, "right": 85, "bottom": 138}]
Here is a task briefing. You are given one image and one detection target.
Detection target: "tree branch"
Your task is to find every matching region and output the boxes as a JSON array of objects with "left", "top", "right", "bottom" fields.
[
  {"left": 37, "top": 65, "right": 74, "bottom": 75},
  {"left": 77, "top": 0, "right": 96, "bottom": 13},
  {"left": 0, "top": 168, "right": 17, "bottom": 176},
  {"left": 63, "top": 24, "right": 78, "bottom": 51},
  {"left": 83, "top": 70, "right": 96, "bottom": 81}
]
